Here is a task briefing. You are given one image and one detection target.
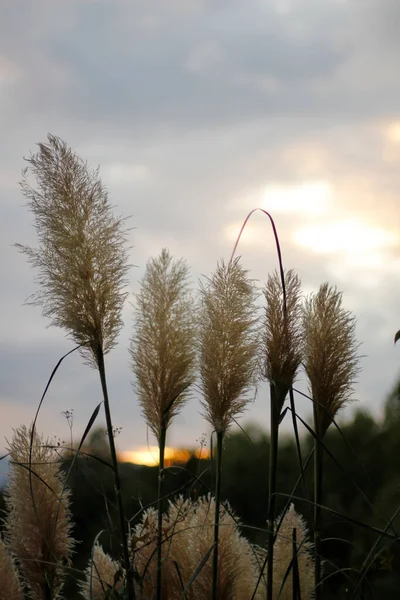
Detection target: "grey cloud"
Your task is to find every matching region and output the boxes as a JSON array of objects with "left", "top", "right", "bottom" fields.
[{"left": 1, "top": 0, "right": 393, "bottom": 143}]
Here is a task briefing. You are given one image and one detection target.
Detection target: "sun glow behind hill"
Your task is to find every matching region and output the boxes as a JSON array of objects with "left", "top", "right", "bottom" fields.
[{"left": 119, "top": 446, "right": 210, "bottom": 467}]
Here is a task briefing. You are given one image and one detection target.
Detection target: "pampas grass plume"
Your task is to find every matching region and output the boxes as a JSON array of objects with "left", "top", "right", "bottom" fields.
[
  {"left": 130, "top": 248, "right": 196, "bottom": 441},
  {"left": 263, "top": 269, "right": 302, "bottom": 410},
  {"left": 80, "top": 544, "right": 124, "bottom": 600},
  {"left": 303, "top": 283, "right": 360, "bottom": 437},
  {"left": 273, "top": 504, "right": 314, "bottom": 600},
  {"left": 199, "top": 258, "right": 259, "bottom": 434},
  {"left": 16, "top": 135, "right": 130, "bottom": 368},
  {"left": 5, "top": 426, "right": 73, "bottom": 599},
  {"left": 133, "top": 495, "right": 260, "bottom": 600}
]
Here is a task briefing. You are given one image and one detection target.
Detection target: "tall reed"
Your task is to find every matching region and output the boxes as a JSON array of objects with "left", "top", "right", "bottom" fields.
[
  {"left": 130, "top": 248, "right": 197, "bottom": 600},
  {"left": 303, "top": 283, "right": 359, "bottom": 599},
  {"left": 16, "top": 135, "right": 134, "bottom": 599},
  {"left": 199, "top": 258, "right": 259, "bottom": 600},
  {"left": 262, "top": 270, "right": 302, "bottom": 600}
]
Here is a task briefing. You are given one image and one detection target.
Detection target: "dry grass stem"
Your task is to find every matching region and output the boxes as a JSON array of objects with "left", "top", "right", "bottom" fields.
[
  {"left": 80, "top": 543, "right": 124, "bottom": 600},
  {"left": 130, "top": 248, "right": 196, "bottom": 441},
  {"left": 133, "top": 495, "right": 262, "bottom": 600},
  {"left": 303, "top": 283, "right": 360, "bottom": 437},
  {"left": 16, "top": 134, "right": 130, "bottom": 368},
  {"left": 5, "top": 426, "right": 73, "bottom": 599},
  {"left": 199, "top": 258, "right": 259, "bottom": 434},
  {"left": 0, "top": 537, "right": 23, "bottom": 600},
  {"left": 263, "top": 269, "right": 303, "bottom": 410}
]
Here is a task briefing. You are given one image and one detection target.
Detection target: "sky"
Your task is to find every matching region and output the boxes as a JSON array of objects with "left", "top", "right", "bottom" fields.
[{"left": 1, "top": 0, "right": 400, "bottom": 462}]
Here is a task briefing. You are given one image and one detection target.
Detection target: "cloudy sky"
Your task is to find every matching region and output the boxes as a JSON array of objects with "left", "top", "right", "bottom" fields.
[{"left": 1, "top": 0, "right": 400, "bottom": 461}]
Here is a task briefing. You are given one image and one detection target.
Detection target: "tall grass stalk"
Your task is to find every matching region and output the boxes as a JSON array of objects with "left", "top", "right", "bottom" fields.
[
  {"left": 211, "top": 430, "right": 224, "bottom": 600},
  {"left": 313, "top": 425, "right": 323, "bottom": 600},
  {"left": 262, "top": 270, "right": 303, "bottom": 600},
  {"left": 303, "top": 283, "right": 359, "bottom": 599},
  {"left": 199, "top": 258, "right": 258, "bottom": 600},
  {"left": 97, "top": 346, "right": 135, "bottom": 600},
  {"left": 266, "top": 384, "right": 280, "bottom": 600},
  {"left": 16, "top": 135, "right": 134, "bottom": 599},
  {"left": 130, "top": 249, "right": 196, "bottom": 600},
  {"left": 156, "top": 424, "right": 166, "bottom": 600}
]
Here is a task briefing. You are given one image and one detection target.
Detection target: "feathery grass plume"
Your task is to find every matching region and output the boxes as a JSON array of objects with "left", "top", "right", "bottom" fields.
[
  {"left": 132, "top": 504, "right": 187, "bottom": 599},
  {"left": 133, "top": 495, "right": 260, "bottom": 600},
  {"left": 80, "top": 543, "right": 124, "bottom": 600},
  {"left": 263, "top": 269, "right": 303, "bottom": 412},
  {"left": 130, "top": 248, "right": 196, "bottom": 441},
  {"left": 130, "top": 248, "right": 196, "bottom": 600},
  {"left": 303, "top": 282, "right": 359, "bottom": 439},
  {"left": 199, "top": 257, "right": 258, "bottom": 600},
  {"left": 0, "top": 537, "right": 23, "bottom": 600},
  {"left": 16, "top": 134, "right": 130, "bottom": 367},
  {"left": 271, "top": 504, "right": 314, "bottom": 600},
  {"left": 5, "top": 426, "right": 73, "bottom": 600},
  {"left": 199, "top": 257, "right": 259, "bottom": 435},
  {"left": 262, "top": 269, "right": 302, "bottom": 600},
  {"left": 303, "top": 283, "right": 359, "bottom": 600}
]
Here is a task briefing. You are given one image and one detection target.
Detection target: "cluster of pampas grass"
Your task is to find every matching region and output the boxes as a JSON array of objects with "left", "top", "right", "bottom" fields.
[
  {"left": 127, "top": 496, "right": 313, "bottom": 600},
  {"left": 2, "top": 425, "right": 73, "bottom": 600},
  {"left": 12, "top": 136, "right": 363, "bottom": 600}
]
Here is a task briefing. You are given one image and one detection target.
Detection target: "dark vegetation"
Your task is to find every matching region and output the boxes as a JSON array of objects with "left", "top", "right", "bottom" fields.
[{"left": 3, "top": 382, "right": 399, "bottom": 599}]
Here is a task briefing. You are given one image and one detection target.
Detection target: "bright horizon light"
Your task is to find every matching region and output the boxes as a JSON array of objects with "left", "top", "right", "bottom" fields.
[
  {"left": 293, "top": 220, "right": 398, "bottom": 255},
  {"left": 119, "top": 446, "right": 210, "bottom": 467}
]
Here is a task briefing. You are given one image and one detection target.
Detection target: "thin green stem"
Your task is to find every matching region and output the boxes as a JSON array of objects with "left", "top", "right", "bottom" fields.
[
  {"left": 97, "top": 346, "right": 136, "bottom": 600},
  {"left": 267, "top": 384, "right": 280, "bottom": 600},
  {"left": 212, "top": 430, "right": 224, "bottom": 600},
  {"left": 313, "top": 427, "right": 323, "bottom": 600},
  {"left": 156, "top": 425, "right": 166, "bottom": 600}
]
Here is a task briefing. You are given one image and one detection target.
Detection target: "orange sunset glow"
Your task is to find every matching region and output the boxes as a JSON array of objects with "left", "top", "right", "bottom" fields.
[{"left": 119, "top": 446, "right": 211, "bottom": 467}]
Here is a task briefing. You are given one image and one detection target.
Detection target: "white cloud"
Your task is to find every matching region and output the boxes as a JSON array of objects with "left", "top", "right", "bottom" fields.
[{"left": 293, "top": 220, "right": 399, "bottom": 255}]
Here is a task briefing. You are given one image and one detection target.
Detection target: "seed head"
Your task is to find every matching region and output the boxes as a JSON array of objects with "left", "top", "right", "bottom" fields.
[
  {"left": 5, "top": 426, "right": 74, "bottom": 599},
  {"left": 263, "top": 269, "right": 303, "bottom": 412},
  {"left": 303, "top": 283, "right": 360, "bottom": 437},
  {"left": 199, "top": 258, "right": 259, "bottom": 434},
  {"left": 80, "top": 543, "right": 124, "bottom": 600},
  {"left": 258, "top": 504, "right": 314, "bottom": 600},
  {"left": 16, "top": 135, "right": 130, "bottom": 368},
  {"left": 130, "top": 249, "right": 196, "bottom": 441},
  {"left": 133, "top": 495, "right": 260, "bottom": 599}
]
